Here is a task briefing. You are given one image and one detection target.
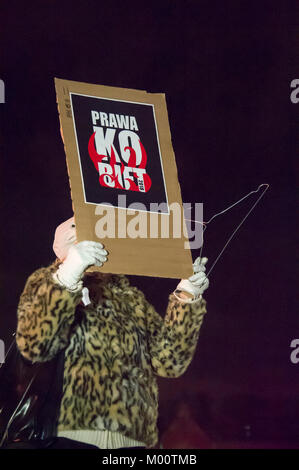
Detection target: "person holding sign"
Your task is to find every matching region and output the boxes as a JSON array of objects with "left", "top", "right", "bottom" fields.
[{"left": 15, "top": 216, "right": 209, "bottom": 449}]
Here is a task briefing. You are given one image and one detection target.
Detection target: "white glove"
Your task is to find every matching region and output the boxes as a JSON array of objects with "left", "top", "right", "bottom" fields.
[
  {"left": 53, "top": 241, "right": 108, "bottom": 291},
  {"left": 175, "top": 257, "right": 209, "bottom": 301}
]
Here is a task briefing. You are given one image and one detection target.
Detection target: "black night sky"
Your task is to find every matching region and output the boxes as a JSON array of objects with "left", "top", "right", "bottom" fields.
[{"left": 0, "top": 0, "right": 297, "bottom": 446}]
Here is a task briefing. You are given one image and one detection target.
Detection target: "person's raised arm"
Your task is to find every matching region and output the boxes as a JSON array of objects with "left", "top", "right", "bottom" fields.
[
  {"left": 145, "top": 257, "right": 209, "bottom": 378},
  {"left": 16, "top": 240, "right": 108, "bottom": 363}
]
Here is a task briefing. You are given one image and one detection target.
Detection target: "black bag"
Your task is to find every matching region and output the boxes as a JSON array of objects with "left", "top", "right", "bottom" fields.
[{"left": 0, "top": 334, "right": 65, "bottom": 449}]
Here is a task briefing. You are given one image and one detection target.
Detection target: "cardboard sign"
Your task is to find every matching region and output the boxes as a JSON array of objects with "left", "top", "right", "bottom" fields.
[{"left": 55, "top": 78, "right": 193, "bottom": 279}]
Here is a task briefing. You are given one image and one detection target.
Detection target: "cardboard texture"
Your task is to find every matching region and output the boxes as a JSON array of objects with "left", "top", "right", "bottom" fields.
[{"left": 54, "top": 78, "right": 193, "bottom": 279}]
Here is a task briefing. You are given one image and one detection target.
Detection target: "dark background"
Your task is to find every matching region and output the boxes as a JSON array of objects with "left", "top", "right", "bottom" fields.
[{"left": 0, "top": 0, "right": 297, "bottom": 447}]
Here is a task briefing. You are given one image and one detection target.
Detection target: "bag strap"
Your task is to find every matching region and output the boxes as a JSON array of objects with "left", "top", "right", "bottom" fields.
[{"left": 0, "top": 332, "right": 65, "bottom": 446}]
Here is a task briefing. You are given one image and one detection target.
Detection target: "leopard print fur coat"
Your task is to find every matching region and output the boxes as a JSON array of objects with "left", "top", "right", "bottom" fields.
[{"left": 16, "top": 259, "right": 207, "bottom": 447}]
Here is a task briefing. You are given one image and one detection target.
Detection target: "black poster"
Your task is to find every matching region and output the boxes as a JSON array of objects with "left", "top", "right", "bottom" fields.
[{"left": 70, "top": 93, "right": 169, "bottom": 213}]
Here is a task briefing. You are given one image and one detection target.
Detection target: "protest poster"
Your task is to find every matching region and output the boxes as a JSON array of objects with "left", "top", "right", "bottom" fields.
[{"left": 55, "top": 78, "right": 194, "bottom": 278}]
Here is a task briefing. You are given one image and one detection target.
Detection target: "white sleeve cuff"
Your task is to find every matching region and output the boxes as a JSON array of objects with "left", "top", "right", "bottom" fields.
[
  {"left": 52, "top": 271, "right": 83, "bottom": 293},
  {"left": 172, "top": 289, "right": 202, "bottom": 304}
]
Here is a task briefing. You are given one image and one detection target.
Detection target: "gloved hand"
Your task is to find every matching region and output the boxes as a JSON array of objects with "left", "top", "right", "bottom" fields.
[
  {"left": 53, "top": 241, "right": 108, "bottom": 291},
  {"left": 175, "top": 257, "right": 209, "bottom": 302}
]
